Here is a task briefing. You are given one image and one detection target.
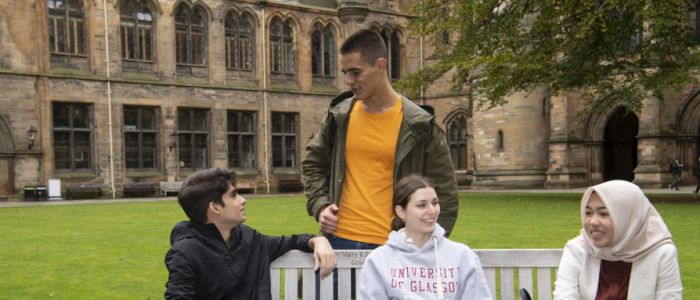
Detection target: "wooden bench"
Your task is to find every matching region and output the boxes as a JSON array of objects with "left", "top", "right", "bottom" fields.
[
  {"left": 278, "top": 178, "right": 303, "bottom": 193},
  {"left": 123, "top": 182, "right": 157, "bottom": 197},
  {"left": 160, "top": 181, "right": 184, "bottom": 197},
  {"left": 236, "top": 179, "right": 257, "bottom": 194},
  {"left": 270, "top": 249, "right": 562, "bottom": 300},
  {"left": 65, "top": 184, "right": 104, "bottom": 200}
]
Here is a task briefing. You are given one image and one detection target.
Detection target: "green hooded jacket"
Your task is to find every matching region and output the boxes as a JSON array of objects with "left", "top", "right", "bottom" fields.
[{"left": 302, "top": 91, "right": 459, "bottom": 236}]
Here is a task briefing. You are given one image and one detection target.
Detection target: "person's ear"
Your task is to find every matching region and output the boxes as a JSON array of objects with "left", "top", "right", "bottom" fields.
[
  {"left": 375, "top": 57, "right": 388, "bottom": 71},
  {"left": 209, "top": 202, "right": 221, "bottom": 216},
  {"left": 394, "top": 205, "right": 406, "bottom": 221}
]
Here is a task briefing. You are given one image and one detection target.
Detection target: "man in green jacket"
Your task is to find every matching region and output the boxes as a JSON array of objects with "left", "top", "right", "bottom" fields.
[{"left": 302, "top": 29, "right": 459, "bottom": 251}]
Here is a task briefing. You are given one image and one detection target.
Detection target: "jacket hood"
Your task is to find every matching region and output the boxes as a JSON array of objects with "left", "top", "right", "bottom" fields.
[
  {"left": 386, "top": 223, "right": 447, "bottom": 253},
  {"left": 169, "top": 221, "right": 197, "bottom": 245},
  {"left": 169, "top": 221, "right": 239, "bottom": 247}
]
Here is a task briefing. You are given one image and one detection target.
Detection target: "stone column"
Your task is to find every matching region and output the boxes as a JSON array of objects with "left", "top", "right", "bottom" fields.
[
  {"left": 634, "top": 96, "right": 672, "bottom": 188},
  {"left": 208, "top": 14, "right": 226, "bottom": 85},
  {"left": 545, "top": 92, "right": 587, "bottom": 188}
]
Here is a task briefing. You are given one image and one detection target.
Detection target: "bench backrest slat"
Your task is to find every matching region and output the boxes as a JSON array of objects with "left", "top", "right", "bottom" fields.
[
  {"left": 483, "top": 267, "right": 497, "bottom": 297},
  {"left": 270, "top": 269, "right": 280, "bottom": 300},
  {"left": 270, "top": 249, "right": 562, "bottom": 300},
  {"left": 519, "top": 268, "right": 533, "bottom": 298},
  {"left": 537, "top": 267, "right": 554, "bottom": 300},
  {"left": 337, "top": 268, "right": 352, "bottom": 299},
  {"left": 302, "top": 269, "right": 315, "bottom": 300},
  {"left": 284, "top": 267, "right": 298, "bottom": 300},
  {"left": 500, "top": 267, "right": 516, "bottom": 300}
]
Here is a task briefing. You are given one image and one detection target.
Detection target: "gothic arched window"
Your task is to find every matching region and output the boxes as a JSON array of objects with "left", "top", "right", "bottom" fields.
[
  {"left": 225, "top": 11, "right": 254, "bottom": 70},
  {"left": 175, "top": 5, "right": 207, "bottom": 65},
  {"left": 447, "top": 114, "right": 468, "bottom": 170},
  {"left": 270, "top": 18, "right": 295, "bottom": 76},
  {"left": 311, "top": 24, "right": 335, "bottom": 80},
  {"left": 48, "top": 0, "right": 86, "bottom": 56},
  {"left": 120, "top": 0, "right": 154, "bottom": 62},
  {"left": 376, "top": 28, "right": 401, "bottom": 80}
]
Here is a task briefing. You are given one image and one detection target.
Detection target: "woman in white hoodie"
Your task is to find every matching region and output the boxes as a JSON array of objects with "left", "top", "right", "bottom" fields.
[
  {"left": 358, "top": 175, "right": 492, "bottom": 300},
  {"left": 553, "top": 180, "right": 683, "bottom": 300}
]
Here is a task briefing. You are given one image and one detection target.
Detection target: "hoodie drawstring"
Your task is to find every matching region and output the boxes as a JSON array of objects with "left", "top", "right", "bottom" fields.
[{"left": 433, "top": 236, "right": 445, "bottom": 300}]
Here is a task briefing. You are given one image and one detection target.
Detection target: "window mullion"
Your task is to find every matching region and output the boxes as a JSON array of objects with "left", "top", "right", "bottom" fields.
[
  {"left": 134, "top": 16, "right": 141, "bottom": 60},
  {"left": 281, "top": 134, "right": 287, "bottom": 167},
  {"left": 190, "top": 111, "right": 196, "bottom": 167},
  {"left": 51, "top": 17, "right": 57, "bottom": 52},
  {"left": 237, "top": 134, "right": 242, "bottom": 166},
  {"left": 236, "top": 116, "right": 242, "bottom": 165},
  {"left": 136, "top": 131, "right": 142, "bottom": 169},
  {"left": 186, "top": 24, "right": 192, "bottom": 65},
  {"left": 137, "top": 108, "right": 143, "bottom": 169},
  {"left": 64, "top": 8, "right": 70, "bottom": 59},
  {"left": 68, "top": 106, "right": 75, "bottom": 170},
  {"left": 321, "top": 34, "right": 326, "bottom": 76}
]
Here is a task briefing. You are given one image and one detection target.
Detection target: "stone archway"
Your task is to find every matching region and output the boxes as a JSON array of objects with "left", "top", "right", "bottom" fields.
[
  {"left": 0, "top": 115, "right": 15, "bottom": 196},
  {"left": 678, "top": 90, "right": 700, "bottom": 182},
  {"left": 603, "top": 107, "right": 639, "bottom": 181}
]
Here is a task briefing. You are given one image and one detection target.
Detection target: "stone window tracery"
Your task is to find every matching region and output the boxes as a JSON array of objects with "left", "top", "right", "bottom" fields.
[
  {"left": 48, "top": 0, "right": 87, "bottom": 64},
  {"left": 225, "top": 11, "right": 254, "bottom": 71},
  {"left": 311, "top": 24, "right": 335, "bottom": 81},
  {"left": 120, "top": 0, "right": 154, "bottom": 62}
]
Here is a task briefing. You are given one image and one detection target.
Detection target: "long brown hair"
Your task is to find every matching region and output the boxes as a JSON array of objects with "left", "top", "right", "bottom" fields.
[{"left": 391, "top": 175, "right": 435, "bottom": 231}]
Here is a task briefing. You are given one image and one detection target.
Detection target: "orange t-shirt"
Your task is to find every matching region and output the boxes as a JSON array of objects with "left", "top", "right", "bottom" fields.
[{"left": 334, "top": 98, "right": 403, "bottom": 245}]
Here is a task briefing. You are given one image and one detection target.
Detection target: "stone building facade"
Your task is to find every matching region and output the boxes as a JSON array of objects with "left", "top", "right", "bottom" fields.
[{"left": 0, "top": 0, "right": 699, "bottom": 199}]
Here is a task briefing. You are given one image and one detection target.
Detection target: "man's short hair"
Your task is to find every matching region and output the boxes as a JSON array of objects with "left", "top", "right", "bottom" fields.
[
  {"left": 340, "top": 29, "right": 387, "bottom": 65},
  {"left": 177, "top": 168, "right": 236, "bottom": 224}
]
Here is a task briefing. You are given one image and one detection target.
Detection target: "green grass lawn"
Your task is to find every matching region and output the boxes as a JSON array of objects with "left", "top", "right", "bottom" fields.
[{"left": 0, "top": 193, "right": 697, "bottom": 299}]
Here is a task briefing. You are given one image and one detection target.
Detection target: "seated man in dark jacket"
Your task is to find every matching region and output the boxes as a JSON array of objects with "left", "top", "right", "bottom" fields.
[{"left": 165, "top": 168, "right": 335, "bottom": 300}]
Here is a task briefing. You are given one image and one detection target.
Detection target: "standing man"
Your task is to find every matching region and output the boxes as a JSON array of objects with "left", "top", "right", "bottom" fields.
[
  {"left": 302, "top": 29, "right": 459, "bottom": 250},
  {"left": 669, "top": 158, "right": 683, "bottom": 191},
  {"left": 165, "top": 168, "right": 335, "bottom": 299}
]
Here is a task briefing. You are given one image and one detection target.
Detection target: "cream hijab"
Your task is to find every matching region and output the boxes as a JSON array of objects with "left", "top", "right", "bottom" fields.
[{"left": 579, "top": 180, "right": 673, "bottom": 262}]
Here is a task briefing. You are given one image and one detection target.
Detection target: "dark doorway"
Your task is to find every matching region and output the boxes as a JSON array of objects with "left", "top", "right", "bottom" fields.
[
  {"left": 604, "top": 107, "right": 639, "bottom": 181},
  {"left": 0, "top": 116, "right": 14, "bottom": 198},
  {"left": 0, "top": 159, "right": 9, "bottom": 196}
]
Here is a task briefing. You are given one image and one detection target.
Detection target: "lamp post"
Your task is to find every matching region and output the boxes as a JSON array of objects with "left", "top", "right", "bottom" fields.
[{"left": 27, "top": 125, "right": 37, "bottom": 150}]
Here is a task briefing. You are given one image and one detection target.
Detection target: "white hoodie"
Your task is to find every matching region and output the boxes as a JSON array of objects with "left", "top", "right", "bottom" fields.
[{"left": 358, "top": 224, "right": 492, "bottom": 300}]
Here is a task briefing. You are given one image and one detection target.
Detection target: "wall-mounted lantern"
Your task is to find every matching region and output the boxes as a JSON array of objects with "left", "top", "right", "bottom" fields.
[
  {"left": 27, "top": 125, "right": 37, "bottom": 150},
  {"left": 169, "top": 130, "right": 177, "bottom": 152}
]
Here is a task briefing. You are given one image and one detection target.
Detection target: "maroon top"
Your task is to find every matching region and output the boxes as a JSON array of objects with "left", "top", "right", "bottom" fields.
[{"left": 595, "top": 260, "right": 633, "bottom": 300}]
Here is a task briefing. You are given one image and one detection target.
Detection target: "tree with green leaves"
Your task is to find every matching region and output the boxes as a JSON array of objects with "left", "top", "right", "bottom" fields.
[{"left": 399, "top": 0, "right": 700, "bottom": 112}]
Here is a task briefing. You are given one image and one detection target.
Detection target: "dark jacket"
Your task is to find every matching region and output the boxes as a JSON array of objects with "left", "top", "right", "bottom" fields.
[
  {"left": 164, "top": 221, "right": 314, "bottom": 300},
  {"left": 670, "top": 161, "right": 683, "bottom": 175},
  {"left": 302, "top": 91, "right": 459, "bottom": 236}
]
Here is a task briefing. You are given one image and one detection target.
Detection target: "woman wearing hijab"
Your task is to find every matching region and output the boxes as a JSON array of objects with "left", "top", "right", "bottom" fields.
[
  {"left": 358, "top": 175, "right": 491, "bottom": 300},
  {"left": 553, "top": 180, "right": 683, "bottom": 300}
]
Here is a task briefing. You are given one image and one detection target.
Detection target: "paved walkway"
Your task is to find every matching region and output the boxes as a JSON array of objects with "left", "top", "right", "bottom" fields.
[{"left": 1, "top": 185, "right": 698, "bottom": 208}]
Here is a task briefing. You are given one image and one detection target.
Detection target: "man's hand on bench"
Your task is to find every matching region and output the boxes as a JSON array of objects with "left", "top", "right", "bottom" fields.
[{"left": 308, "top": 236, "right": 336, "bottom": 278}]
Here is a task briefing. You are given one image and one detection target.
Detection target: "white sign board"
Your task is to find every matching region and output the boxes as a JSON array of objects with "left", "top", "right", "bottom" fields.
[{"left": 48, "top": 179, "right": 61, "bottom": 200}]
